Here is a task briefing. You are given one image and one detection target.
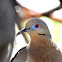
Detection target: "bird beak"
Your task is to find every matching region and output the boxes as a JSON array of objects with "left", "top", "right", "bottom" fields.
[{"left": 16, "top": 28, "right": 29, "bottom": 36}]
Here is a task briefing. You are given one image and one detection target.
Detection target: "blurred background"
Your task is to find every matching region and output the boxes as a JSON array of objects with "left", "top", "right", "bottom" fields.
[{"left": 11, "top": 0, "right": 62, "bottom": 58}]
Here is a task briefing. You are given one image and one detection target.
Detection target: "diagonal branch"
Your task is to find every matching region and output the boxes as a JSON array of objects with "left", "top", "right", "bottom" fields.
[{"left": 42, "top": 4, "right": 62, "bottom": 17}]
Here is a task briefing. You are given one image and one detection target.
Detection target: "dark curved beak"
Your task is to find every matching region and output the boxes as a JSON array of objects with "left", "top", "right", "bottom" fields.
[{"left": 16, "top": 28, "right": 30, "bottom": 36}]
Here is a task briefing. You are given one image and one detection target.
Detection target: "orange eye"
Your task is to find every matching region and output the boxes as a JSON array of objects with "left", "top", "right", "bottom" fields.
[
  {"left": 35, "top": 24, "right": 39, "bottom": 28},
  {"left": 31, "top": 23, "right": 40, "bottom": 29}
]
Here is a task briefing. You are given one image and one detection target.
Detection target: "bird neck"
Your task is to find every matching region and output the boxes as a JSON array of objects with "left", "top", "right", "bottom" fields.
[{"left": 27, "top": 35, "right": 59, "bottom": 62}]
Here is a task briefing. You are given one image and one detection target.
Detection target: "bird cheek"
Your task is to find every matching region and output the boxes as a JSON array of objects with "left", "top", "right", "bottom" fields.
[{"left": 37, "top": 29, "right": 45, "bottom": 34}]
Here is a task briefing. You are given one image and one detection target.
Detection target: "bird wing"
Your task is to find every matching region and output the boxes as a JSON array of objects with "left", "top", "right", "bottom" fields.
[{"left": 10, "top": 46, "right": 27, "bottom": 62}]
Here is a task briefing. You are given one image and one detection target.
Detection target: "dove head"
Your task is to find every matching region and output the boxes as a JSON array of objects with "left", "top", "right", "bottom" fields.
[{"left": 17, "top": 18, "right": 51, "bottom": 38}]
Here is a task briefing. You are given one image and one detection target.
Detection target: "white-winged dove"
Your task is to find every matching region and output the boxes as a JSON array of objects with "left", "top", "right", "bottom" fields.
[{"left": 12, "top": 18, "right": 62, "bottom": 62}]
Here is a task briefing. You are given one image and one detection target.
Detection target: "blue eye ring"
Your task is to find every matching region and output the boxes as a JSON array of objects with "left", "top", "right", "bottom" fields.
[{"left": 31, "top": 23, "right": 40, "bottom": 29}]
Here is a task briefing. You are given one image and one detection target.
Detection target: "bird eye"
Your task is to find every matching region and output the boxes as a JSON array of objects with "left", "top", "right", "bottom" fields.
[
  {"left": 31, "top": 23, "right": 40, "bottom": 29},
  {"left": 35, "top": 24, "right": 39, "bottom": 28}
]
